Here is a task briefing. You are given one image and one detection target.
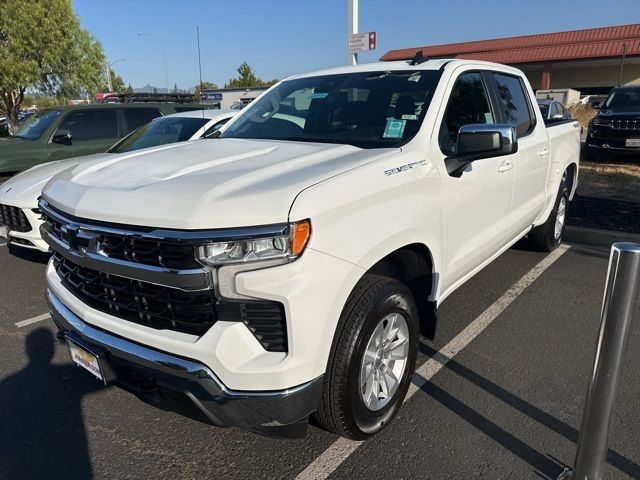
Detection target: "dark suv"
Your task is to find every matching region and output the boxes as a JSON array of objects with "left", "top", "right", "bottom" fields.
[
  {"left": 585, "top": 85, "right": 640, "bottom": 159},
  {"left": 0, "top": 100, "right": 206, "bottom": 173}
]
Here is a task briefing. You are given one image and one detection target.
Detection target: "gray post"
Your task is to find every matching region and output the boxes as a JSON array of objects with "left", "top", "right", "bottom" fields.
[
  {"left": 573, "top": 242, "right": 640, "bottom": 480},
  {"left": 348, "top": 0, "right": 358, "bottom": 66}
]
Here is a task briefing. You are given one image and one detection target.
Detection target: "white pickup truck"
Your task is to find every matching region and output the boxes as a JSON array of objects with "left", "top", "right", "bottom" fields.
[{"left": 41, "top": 58, "right": 580, "bottom": 439}]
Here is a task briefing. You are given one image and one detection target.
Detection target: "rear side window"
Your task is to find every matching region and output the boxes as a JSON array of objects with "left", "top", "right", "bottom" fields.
[
  {"left": 492, "top": 73, "right": 534, "bottom": 137},
  {"left": 439, "top": 72, "right": 495, "bottom": 155},
  {"left": 58, "top": 110, "right": 118, "bottom": 141},
  {"left": 124, "top": 108, "right": 162, "bottom": 133}
]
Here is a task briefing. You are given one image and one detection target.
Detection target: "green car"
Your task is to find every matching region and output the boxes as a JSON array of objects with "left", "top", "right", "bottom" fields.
[{"left": 0, "top": 102, "right": 207, "bottom": 174}]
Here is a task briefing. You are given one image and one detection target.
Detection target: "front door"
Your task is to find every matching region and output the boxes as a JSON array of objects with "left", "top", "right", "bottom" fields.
[
  {"left": 48, "top": 109, "right": 119, "bottom": 161},
  {"left": 434, "top": 70, "right": 514, "bottom": 292}
]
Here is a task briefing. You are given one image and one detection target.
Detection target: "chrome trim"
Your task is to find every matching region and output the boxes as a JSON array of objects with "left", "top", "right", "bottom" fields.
[
  {"left": 39, "top": 198, "right": 288, "bottom": 242},
  {"left": 43, "top": 224, "right": 211, "bottom": 291},
  {"left": 47, "top": 288, "right": 315, "bottom": 398}
]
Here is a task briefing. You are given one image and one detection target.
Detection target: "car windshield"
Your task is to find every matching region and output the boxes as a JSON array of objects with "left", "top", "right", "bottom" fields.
[
  {"left": 13, "top": 109, "right": 61, "bottom": 140},
  {"left": 603, "top": 88, "right": 640, "bottom": 110},
  {"left": 220, "top": 70, "right": 442, "bottom": 149},
  {"left": 109, "top": 116, "right": 210, "bottom": 153}
]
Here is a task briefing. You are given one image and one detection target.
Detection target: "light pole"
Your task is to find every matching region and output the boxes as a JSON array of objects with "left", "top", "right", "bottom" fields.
[
  {"left": 348, "top": 0, "right": 358, "bottom": 65},
  {"left": 106, "top": 58, "right": 126, "bottom": 92},
  {"left": 138, "top": 32, "right": 170, "bottom": 92}
]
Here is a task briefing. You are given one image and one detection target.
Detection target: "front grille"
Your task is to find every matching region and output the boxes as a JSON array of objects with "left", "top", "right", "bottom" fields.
[
  {"left": 610, "top": 119, "right": 640, "bottom": 131},
  {"left": 45, "top": 214, "right": 199, "bottom": 269},
  {"left": 0, "top": 204, "right": 31, "bottom": 232},
  {"left": 53, "top": 253, "right": 287, "bottom": 351}
]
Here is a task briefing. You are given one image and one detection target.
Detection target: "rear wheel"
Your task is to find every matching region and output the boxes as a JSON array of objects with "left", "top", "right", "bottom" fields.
[
  {"left": 528, "top": 180, "right": 569, "bottom": 252},
  {"left": 313, "top": 274, "right": 419, "bottom": 440}
]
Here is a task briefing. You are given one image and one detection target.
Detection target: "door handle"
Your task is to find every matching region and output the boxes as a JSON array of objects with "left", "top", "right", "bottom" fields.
[
  {"left": 537, "top": 148, "right": 550, "bottom": 156},
  {"left": 498, "top": 161, "right": 513, "bottom": 173}
]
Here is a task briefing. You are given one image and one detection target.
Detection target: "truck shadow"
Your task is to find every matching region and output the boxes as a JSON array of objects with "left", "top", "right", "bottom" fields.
[
  {"left": 0, "top": 328, "right": 101, "bottom": 480},
  {"left": 7, "top": 244, "right": 50, "bottom": 264},
  {"left": 417, "top": 342, "right": 640, "bottom": 479}
]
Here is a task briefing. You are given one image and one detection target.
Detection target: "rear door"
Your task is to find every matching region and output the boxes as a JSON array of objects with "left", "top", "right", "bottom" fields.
[
  {"left": 48, "top": 109, "right": 119, "bottom": 160},
  {"left": 435, "top": 69, "right": 514, "bottom": 291},
  {"left": 489, "top": 72, "right": 550, "bottom": 237},
  {"left": 122, "top": 108, "right": 162, "bottom": 135}
]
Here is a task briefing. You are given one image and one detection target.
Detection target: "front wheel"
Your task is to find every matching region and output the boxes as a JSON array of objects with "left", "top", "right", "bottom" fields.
[
  {"left": 313, "top": 275, "right": 420, "bottom": 440},
  {"left": 528, "top": 182, "right": 569, "bottom": 252}
]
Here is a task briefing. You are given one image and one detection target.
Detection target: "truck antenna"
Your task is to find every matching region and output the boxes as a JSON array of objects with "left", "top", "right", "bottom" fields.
[{"left": 197, "top": 26, "right": 204, "bottom": 116}]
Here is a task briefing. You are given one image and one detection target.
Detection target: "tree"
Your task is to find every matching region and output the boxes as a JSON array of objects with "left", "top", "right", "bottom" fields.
[
  {"left": 125, "top": 83, "right": 133, "bottom": 94},
  {"left": 108, "top": 68, "right": 126, "bottom": 93},
  {"left": 194, "top": 81, "right": 218, "bottom": 101},
  {"left": 0, "top": 0, "right": 106, "bottom": 133},
  {"left": 224, "top": 62, "right": 277, "bottom": 88}
]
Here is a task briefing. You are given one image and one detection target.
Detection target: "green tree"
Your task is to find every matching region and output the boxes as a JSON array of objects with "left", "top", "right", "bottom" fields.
[
  {"left": 108, "top": 68, "right": 126, "bottom": 92},
  {"left": 194, "top": 81, "right": 218, "bottom": 101},
  {"left": 225, "top": 63, "right": 277, "bottom": 88},
  {"left": 0, "top": 0, "right": 106, "bottom": 133}
]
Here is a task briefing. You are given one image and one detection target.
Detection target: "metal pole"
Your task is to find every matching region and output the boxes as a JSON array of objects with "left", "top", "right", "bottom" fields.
[
  {"left": 348, "top": 0, "right": 358, "bottom": 65},
  {"left": 572, "top": 242, "right": 640, "bottom": 480},
  {"left": 106, "top": 63, "right": 112, "bottom": 92},
  {"left": 618, "top": 42, "right": 628, "bottom": 86}
]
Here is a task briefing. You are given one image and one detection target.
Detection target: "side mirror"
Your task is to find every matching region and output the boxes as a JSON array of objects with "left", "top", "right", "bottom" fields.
[
  {"left": 51, "top": 129, "right": 72, "bottom": 145},
  {"left": 551, "top": 112, "right": 565, "bottom": 120},
  {"left": 591, "top": 101, "right": 601, "bottom": 109},
  {"left": 446, "top": 124, "right": 517, "bottom": 177}
]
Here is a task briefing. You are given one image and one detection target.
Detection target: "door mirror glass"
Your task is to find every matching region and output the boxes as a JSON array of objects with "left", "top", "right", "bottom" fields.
[
  {"left": 51, "top": 129, "right": 72, "bottom": 145},
  {"left": 551, "top": 112, "right": 565, "bottom": 120}
]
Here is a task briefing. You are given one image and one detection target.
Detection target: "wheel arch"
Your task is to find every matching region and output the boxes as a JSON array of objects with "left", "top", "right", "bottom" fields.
[{"left": 363, "top": 243, "right": 439, "bottom": 340}]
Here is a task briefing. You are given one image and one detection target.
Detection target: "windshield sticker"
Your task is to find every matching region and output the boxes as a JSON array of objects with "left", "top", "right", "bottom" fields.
[
  {"left": 401, "top": 114, "right": 418, "bottom": 120},
  {"left": 310, "top": 92, "right": 329, "bottom": 99},
  {"left": 408, "top": 74, "right": 421, "bottom": 82},
  {"left": 383, "top": 119, "right": 406, "bottom": 138},
  {"left": 484, "top": 112, "right": 494, "bottom": 123}
]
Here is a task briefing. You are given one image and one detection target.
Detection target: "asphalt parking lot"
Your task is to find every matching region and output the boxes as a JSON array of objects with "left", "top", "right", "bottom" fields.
[{"left": 1, "top": 235, "right": 639, "bottom": 480}]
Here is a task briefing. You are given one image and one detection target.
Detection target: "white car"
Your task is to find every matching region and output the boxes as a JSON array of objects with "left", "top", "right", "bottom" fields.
[
  {"left": 0, "top": 109, "right": 236, "bottom": 251},
  {"left": 41, "top": 59, "right": 579, "bottom": 439}
]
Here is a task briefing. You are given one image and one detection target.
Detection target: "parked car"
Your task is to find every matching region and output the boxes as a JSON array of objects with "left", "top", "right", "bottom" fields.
[
  {"left": 40, "top": 58, "right": 579, "bottom": 440},
  {"left": 0, "top": 97, "right": 210, "bottom": 174},
  {"left": 578, "top": 94, "right": 607, "bottom": 107},
  {"left": 0, "top": 109, "right": 236, "bottom": 251},
  {"left": 585, "top": 85, "right": 640, "bottom": 160},
  {"left": 537, "top": 98, "right": 571, "bottom": 122}
]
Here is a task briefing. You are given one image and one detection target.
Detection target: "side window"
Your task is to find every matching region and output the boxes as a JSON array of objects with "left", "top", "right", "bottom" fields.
[
  {"left": 58, "top": 109, "right": 118, "bottom": 141},
  {"left": 439, "top": 72, "right": 495, "bottom": 155},
  {"left": 492, "top": 73, "right": 534, "bottom": 137},
  {"left": 124, "top": 108, "right": 162, "bottom": 134}
]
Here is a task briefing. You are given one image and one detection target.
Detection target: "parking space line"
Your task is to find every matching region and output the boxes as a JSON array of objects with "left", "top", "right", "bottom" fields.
[
  {"left": 15, "top": 313, "right": 50, "bottom": 328},
  {"left": 295, "top": 244, "right": 571, "bottom": 480},
  {"left": 0, "top": 242, "right": 6, "bottom": 247}
]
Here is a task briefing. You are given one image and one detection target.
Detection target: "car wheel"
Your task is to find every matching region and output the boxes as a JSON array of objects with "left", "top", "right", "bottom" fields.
[
  {"left": 313, "top": 274, "right": 419, "bottom": 440},
  {"left": 528, "top": 179, "right": 569, "bottom": 252}
]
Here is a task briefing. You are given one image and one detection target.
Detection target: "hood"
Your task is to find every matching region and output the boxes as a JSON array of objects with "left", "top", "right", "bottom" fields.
[
  {"left": 595, "top": 109, "right": 640, "bottom": 119},
  {"left": 0, "top": 156, "right": 98, "bottom": 208},
  {"left": 43, "top": 138, "right": 399, "bottom": 229}
]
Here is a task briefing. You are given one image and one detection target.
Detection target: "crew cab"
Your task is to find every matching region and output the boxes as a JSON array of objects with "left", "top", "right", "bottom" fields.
[
  {"left": 0, "top": 110, "right": 236, "bottom": 251},
  {"left": 41, "top": 58, "right": 580, "bottom": 439},
  {"left": 586, "top": 85, "right": 640, "bottom": 159}
]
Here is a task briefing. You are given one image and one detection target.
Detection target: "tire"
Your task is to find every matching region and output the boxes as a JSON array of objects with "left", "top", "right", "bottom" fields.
[
  {"left": 528, "top": 179, "right": 569, "bottom": 252},
  {"left": 313, "top": 274, "right": 420, "bottom": 440}
]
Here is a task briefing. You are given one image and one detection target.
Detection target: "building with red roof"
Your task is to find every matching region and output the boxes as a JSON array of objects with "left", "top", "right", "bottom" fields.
[{"left": 381, "top": 24, "right": 640, "bottom": 94}]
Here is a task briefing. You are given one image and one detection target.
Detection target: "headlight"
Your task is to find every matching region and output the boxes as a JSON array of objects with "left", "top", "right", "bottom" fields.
[{"left": 197, "top": 220, "right": 311, "bottom": 267}]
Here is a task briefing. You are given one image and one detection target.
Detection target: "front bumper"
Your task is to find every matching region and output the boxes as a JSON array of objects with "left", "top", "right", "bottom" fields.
[
  {"left": 586, "top": 128, "right": 640, "bottom": 156},
  {"left": 2, "top": 207, "right": 48, "bottom": 252},
  {"left": 47, "top": 288, "right": 323, "bottom": 438}
]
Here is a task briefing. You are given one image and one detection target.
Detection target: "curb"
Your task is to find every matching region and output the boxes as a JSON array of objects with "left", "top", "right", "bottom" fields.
[{"left": 565, "top": 225, "right": 640, "bottom": 248}]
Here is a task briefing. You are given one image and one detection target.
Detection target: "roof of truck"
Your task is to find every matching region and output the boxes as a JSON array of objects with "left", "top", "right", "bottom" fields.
[{"left": 289, "top": 58, "right": 523, "bottom": 80}]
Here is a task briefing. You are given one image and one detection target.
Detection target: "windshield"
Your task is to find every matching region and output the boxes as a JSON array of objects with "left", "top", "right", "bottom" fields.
[
  {"left": 220, "top": 70, "right": 442, "bottom": 149},
  {"left": 14, "top": 109, "right": 61, "bottom": 140},
  {"left": 603, "top": 88, "right": 640, "bottom": 110},
  {"left": 109, "top": 116, "right": 210, "bottom": 153}
]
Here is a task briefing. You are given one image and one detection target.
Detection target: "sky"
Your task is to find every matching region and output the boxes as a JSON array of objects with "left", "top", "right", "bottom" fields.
[{"left": 72, "top": 0, "right": 640, "bottom": 91}]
